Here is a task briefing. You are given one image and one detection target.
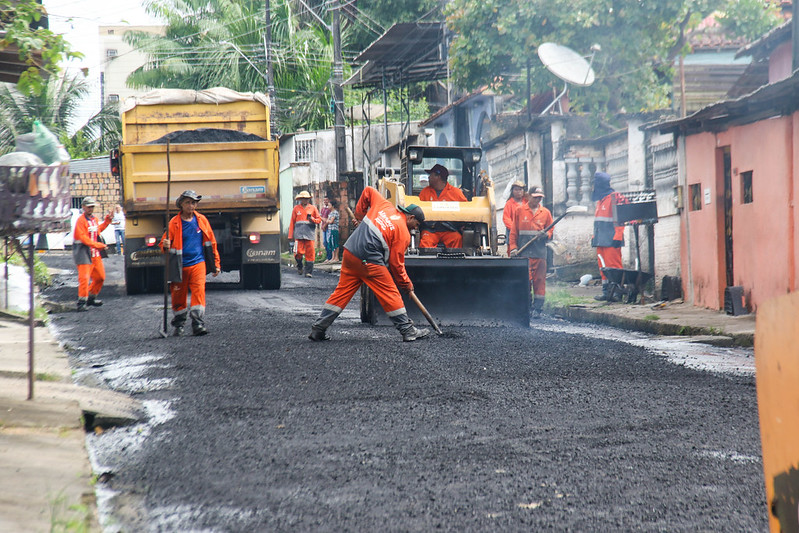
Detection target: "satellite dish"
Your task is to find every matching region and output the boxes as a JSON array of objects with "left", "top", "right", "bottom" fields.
[{"left": 538, "top": 42, "right": 596, "bottom": 87}]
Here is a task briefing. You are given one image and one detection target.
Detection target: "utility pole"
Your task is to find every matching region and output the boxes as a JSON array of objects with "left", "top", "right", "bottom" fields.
[
  {"left": 332, "top": 0, "right": 347, "bottom": 181},
  {"left": 265, "top": 0, "right": 277, "bottom": 138}
]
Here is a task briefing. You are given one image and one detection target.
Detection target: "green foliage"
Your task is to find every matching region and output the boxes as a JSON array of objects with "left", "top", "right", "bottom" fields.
[
  {"left": 3, "top": 249, "right": 51, "bottom": 288},
  {"left": 445, "top": 0, "right": 783, "bottom": 128},
  {"left": 543, "top": 285, "right": 593, "bottom": 311},
  {"left": 643, "top": 314, "right": 661, "bottom": 321},
  {"left": 48, "top": 491, "right": 92, "bottom": 533},
  {"left": 0, "top": 0, "right": 82, "bottom": 96},
  {"left": 717, "top": 0, "right": 783, "bottom": 41},
  {"left": 0, "top": 76, "right": 121, "bottom": 157}
]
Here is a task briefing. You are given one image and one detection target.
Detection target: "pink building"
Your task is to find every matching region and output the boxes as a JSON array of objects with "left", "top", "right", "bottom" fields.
[{"left": 654, "top": 22, "right": 799, "bottom": 312}]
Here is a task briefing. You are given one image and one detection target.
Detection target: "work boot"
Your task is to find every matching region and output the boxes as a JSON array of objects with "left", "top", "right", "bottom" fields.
[
  {"left": 304, "top": 261, "right": 314, "bottom": 278},
  {"left": 76, "top": 299, "right": 87, "bottom": 312},
  {"left": 190, "top": 307, "right": 208, "bottom": 336},
  {"left": 532, "top": 296, "right": 545, "bottom": 319},
  {"left": 171, "top": 312, "right": 187, "bottom": 336},
  {"left": 296, "top": 256, "right": 304, "bottom": 274},
  {"left": 308, "top": 326, "right": 331, "bottom": 341},
  {"left": 87, "top": 294, "right": 103, "bottom": 306},
  {"left": 594, "top": 282, "right": 610, "bottom": 301},
  {"left": 402, "top": 326, "right": 430, "bottom": 342}
]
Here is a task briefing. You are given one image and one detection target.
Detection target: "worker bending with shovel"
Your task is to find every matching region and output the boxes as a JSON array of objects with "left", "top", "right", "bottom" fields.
[
  {"left": 509, "top": 186, "right": 553, "bottom": 319},
  {"left": 160, "top": 190, "right": 220, "bottom": 336},
  {"left": 309, "top": 186, "right": 430, "bottom": 342}
]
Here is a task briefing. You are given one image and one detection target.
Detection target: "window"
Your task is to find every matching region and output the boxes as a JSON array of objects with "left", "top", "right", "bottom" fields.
[
  {"left": 108, "top": 94, "right": 119, "bottom": 103},
  {"left": 107, "top": 29, "right": 115, "bottom": 35},
  {"left": 741, "top": 171, "right": 753, "bottom": 204},
  {"left": 294, "top": 139, "right": 315, "bottom": 163},
  {"left": 106, "top": 49, "right": 118, "bottom": 59},
  {"left": 689, "top": 184, "right": 702, "bottom": 211},
  {"left": 71, "top": 197, "right": 85, "bottom": 210}
]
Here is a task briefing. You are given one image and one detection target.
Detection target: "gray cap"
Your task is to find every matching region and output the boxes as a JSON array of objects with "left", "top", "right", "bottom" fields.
[
  {"left": 176, "top": 190, "right": 202, "bottom": 208},
  {"left": 82, "top": 196, "right": 97, "bottom": 207},
  {"left": 398, "top": 203, "right": 425, "bottom": 222}
]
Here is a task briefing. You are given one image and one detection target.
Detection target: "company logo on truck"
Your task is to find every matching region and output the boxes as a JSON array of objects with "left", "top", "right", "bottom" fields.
[
  {"left": 240, "top": 186, "right": 266, "bottom": 194},
  {"left": 246, "top": 248, "right": 276, "bottom": 258}
]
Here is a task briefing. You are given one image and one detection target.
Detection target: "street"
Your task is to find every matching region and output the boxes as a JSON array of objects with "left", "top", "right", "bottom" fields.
[{"left": 41, "top": 253, "right": 766, "bottom": 532}]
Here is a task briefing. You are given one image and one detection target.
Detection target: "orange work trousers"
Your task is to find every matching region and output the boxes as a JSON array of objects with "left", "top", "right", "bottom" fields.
[
  {"left": 295, "top": 239, "right": 315, "bottom": 263},
  {"left": 596, "top": 247, "right": 622, "bottom": 281},
  {"left": 528, "top": 257, "right": 547, "bottom": 297},
  {"left": 77, "top": 256, "right": 105, "bottom": 298},
  {"left": 326, "top": 249, "right": 404, "bottom": 314},
  {"left": 171, "top": 262, "right": 207, "bottom": 312},
  {"left": 420, "top": 231, "right": 462, "bottom": 249}
]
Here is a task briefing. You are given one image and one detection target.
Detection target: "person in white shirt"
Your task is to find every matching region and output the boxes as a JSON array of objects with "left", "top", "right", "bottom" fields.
[{"left": 112, "top": 205, "right": 126, "bottom": 255}]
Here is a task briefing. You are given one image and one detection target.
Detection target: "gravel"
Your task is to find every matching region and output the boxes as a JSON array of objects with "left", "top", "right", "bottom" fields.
[{"left": 41, "top": 252, "right": 767, "bottom": 532}]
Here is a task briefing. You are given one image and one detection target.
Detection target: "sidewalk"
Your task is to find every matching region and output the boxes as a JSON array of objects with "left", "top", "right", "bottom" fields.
[
  {"left": 0, "top": 314, "right": 142, "bottom": 533},
  {"left": 547, "top": 281, "right": 756, "bottom": 347}
]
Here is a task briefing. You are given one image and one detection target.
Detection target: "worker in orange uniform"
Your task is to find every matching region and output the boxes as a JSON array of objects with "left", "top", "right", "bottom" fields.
[
  {"left": 509, "top": 186, "right": 553, "bottom": 319},
  {"left": 591, "top": 172, "right": 626, "bottom": 301},
  {"left": 161, "top": 190, "right": 220, "bottom": 336},
  {"left": 72, "top": 196, "right": 112, "bottom": 311},
  {"left": 309, "top": 186, "right": 429, "bottom": 342},
  {"left": 289, "top": 190, "right": 322, "bottom": 278},
  {"left": 502, "top": 179, "right": 526, "bottom": 252},
  {"left": 418, "top": 163, "right": 467, "bottom": 248}
]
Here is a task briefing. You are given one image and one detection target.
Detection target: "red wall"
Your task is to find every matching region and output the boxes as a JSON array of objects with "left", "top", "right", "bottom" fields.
[{"left": 682, "top": 115, "right": 798, "bottom": 310}]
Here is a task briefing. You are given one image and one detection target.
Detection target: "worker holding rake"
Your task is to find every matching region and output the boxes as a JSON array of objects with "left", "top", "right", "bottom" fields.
[{"left": 509, "top": 186, "right": 554, "bottom": 319}]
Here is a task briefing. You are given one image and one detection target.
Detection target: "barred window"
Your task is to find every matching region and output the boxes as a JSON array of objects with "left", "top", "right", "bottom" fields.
[
  {"left": 71, "top": 197, "right": 85, "bottom": 210},
  {"left": 295, "top": 139, "right": 315, "bottom": 163},
  {"left": 741, "top": 171, "right": 753, "bottom": 204},
  {"left": 689, "top": 184, "right": 702, "bottom": 211}
]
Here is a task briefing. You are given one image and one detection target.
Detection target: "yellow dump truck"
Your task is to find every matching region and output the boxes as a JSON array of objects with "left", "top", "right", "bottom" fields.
[{"left": 112, "top": 88, "right": 281, "bottom": 293}]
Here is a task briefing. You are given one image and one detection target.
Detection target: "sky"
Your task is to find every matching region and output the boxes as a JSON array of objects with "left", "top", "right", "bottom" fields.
[{"left": 43, "top": 0, "right": 160, "bottom": 130}]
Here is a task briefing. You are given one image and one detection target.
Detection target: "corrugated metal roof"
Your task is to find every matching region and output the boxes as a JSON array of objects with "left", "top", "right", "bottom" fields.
[
  {"left": 650, "top": 70, "right": 799, "bottom": 135},
  {"left": 69, "top": 156, "right": 110, "bottom": 174},
  {"left": 344, "top": 22, "right": 447, "bottom": 88}
]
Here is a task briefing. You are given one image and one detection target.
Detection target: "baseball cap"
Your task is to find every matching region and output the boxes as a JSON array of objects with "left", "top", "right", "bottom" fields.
[
  {"left": 529, "top": 186, "right": 545, "bottom": 198},
  {"left": 398, "top": 203, "right": 425, "bottom": 222},
  {"left": 425, "top": 164, "right": 449, "bottom": 180},
  {"left": 81, "top": 196, "right": 97, "bottom": 207},
  {"left": 176, "top": 190, "right": 202, "bottom": 208},
  {"left": 511, "top": 180, "right": 526, "bottom": 189}
]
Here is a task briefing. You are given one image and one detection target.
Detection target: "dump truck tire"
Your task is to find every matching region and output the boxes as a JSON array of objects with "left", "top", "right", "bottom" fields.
[
  {"left": 360, "top": 285, "right": 378, "bottom": 324},
  {"left": 242, "top": 264, "right": 281, "bottom": 290},
  {"left": 125, "top": 267, "right": 145, "bottom": 295}
]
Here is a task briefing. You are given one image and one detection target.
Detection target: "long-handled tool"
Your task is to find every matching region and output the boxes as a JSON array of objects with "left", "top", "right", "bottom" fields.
[
  {"left": 408, "top": 290, "right": 443, "bottom": 335},
  {"left": 159, "top": 139, "right": 172, "bottom": 338},
  {"left": 511, "top": 204, "right": 588, "bottom": 256}
]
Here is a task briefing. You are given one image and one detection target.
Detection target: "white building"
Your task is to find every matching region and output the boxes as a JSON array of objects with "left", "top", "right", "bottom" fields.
[{"left": 98, "top": 25, "right": 164, "bottom": 106}]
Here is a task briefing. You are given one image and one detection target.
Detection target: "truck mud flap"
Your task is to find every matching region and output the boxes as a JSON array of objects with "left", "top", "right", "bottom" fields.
[{"left": 363, "top": 256, "right": 531, "bottom": 327}]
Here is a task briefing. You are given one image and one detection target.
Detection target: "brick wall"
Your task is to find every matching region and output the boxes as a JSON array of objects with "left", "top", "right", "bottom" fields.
[{"left": 70, "top": 172, "right": 122, "bottom": 215}]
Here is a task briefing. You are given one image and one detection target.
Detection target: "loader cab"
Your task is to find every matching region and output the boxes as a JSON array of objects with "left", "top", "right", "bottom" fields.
[{"left": 403, "top": 146, "right": 483, "bottom": 198}]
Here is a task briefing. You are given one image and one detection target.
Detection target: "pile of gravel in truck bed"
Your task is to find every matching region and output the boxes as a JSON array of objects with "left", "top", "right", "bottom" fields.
[{"left": 147, "top": 128, "right": 267, "bottom": 144}]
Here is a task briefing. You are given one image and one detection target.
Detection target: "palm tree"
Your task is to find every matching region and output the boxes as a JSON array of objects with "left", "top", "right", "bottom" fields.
[
  {"left": 124, "top": 0, "right": 343, "bottom": 133},
  {"left": 0, "top": 76, "right": 121, "bottom": 157}
]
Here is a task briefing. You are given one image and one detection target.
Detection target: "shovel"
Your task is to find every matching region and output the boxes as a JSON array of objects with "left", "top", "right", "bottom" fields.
[
  {"left": 408, "top": 290, "right": 443, "bottom": 335},
  {"left": 511, "top": 205, "right": 588, "bottom": 256}
]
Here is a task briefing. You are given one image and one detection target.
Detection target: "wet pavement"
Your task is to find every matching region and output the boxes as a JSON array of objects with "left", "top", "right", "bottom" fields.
[{"left": 28, "top": 252, "right": 766, "bottom": 532}]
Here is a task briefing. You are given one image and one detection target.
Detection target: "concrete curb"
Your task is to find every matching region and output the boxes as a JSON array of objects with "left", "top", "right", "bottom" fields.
[{"left": 549, "top": 304, "right": 755, "bottom": 347}]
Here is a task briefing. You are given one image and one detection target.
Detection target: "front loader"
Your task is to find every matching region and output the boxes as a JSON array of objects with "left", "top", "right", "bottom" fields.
[{"left": 361, "top": 145, "right": 531, "bottom": 327}]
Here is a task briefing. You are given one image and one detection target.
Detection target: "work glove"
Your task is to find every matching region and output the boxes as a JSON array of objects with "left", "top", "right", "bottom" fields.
[
  {"left": 509, "top": 248, "right": 519, "bottom": 257},
  {"left": 399, "top": 281, "right": 413, "bottom": 293}
]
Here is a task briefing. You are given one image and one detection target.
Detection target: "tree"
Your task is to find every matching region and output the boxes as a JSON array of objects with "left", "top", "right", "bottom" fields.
[
  {"left": 0, "top": 0, "right": 81, "bottom": 96},
  {"left": 445, "top": 0, "right": 782, "bottom": 128},
  {"left": 125, "top": 0, "right": 355, "bottom": 133},
  {"left": 0, "top": 76, "right": 121, "bottom": 157}
]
